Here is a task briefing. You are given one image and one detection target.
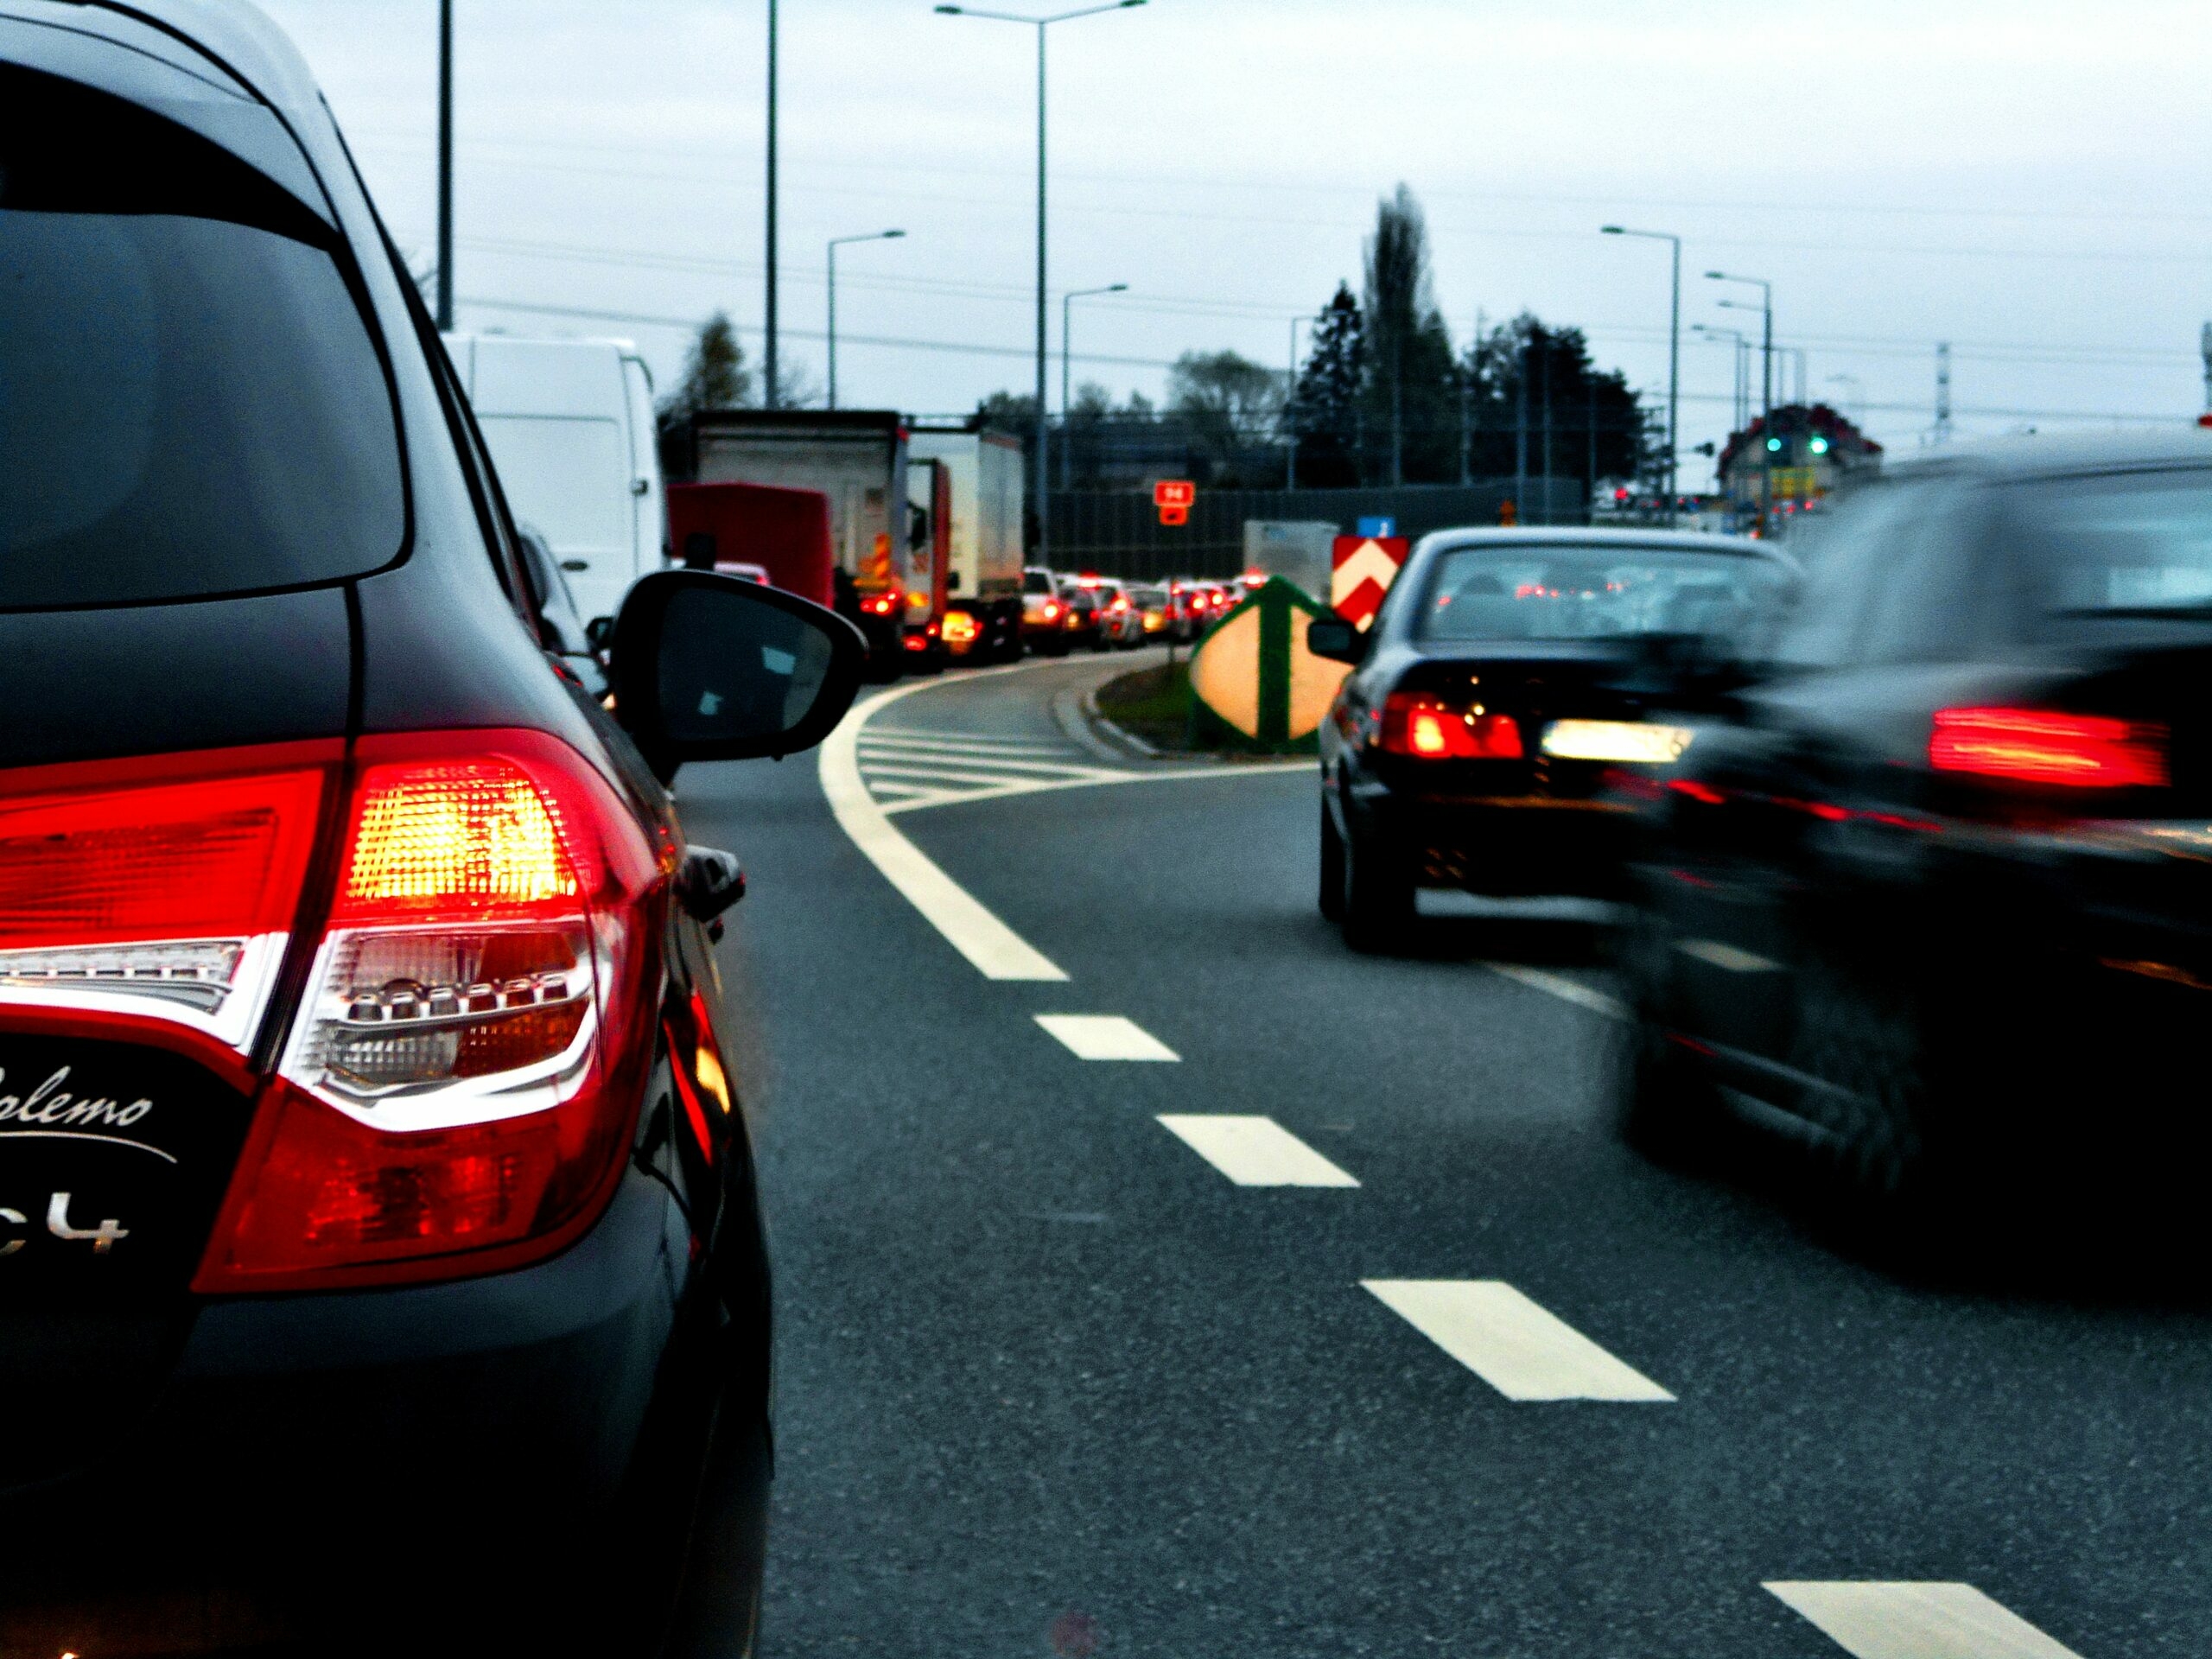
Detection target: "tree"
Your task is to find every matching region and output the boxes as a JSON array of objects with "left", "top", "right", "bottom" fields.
[
  {"left": 656, "top": 311, "right": 753, "bottom": 478},
  {"left": 1461, "top": 314, "right": 1649, "bottom": 509},
  {"left": 1362, "top": 184, "right": 1453, "bottom": 486},
  {"left": 1291, "top": 284, "right": 1365, "bottom": 487},
  {"left": 1167, "top": 349, "right": 1284, "bottom": 484}
]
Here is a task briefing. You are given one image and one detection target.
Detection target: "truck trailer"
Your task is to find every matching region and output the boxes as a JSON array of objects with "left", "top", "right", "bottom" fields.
[
  {"left": 690, "top": 410, "right": 915, "bottom": 669},
  {"left": 910, "top": 424, "right": 1027, "bottom": 664}
]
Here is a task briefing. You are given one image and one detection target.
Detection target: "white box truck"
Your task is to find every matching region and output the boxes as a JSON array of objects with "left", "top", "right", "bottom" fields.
[
  {"left": 441, "top": 334, "right": 665, "bottom": 627},
  {"left": 910, "top": 424, "right": 1026, "bottom": 663},
  {"left": 690, "top": 410, "right": 915, "bottom": 671}
]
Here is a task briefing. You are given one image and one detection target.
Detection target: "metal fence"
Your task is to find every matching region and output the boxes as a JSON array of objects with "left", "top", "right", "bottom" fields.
[{"left": 1042, "top": 478, "right": 1586, "bottom": 581}]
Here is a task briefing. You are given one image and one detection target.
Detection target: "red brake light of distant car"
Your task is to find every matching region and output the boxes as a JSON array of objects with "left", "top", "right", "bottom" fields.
[
  {"left": 1041, "top": 601, "right": 1062, "bottom": 620},
  {"left": 1378, "top": 693, "right": 1523, "bottom": 760},
  {"left": 195, "top": 731, "right": 661, "bottom": 1293},
  {"left": 1929, "top": 707, "right": 2169, "bottom": 789},
  {"left": 0, "top": 747, "right": 334, "bottom": 1081},
  {"left": 865, "top": 595, "right": 898, "bottom": 616}
]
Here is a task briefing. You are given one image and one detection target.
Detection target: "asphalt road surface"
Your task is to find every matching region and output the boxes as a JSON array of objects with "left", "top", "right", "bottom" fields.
[{"left": 675, "top": 650, "right": 2212, "bottom": 1659}]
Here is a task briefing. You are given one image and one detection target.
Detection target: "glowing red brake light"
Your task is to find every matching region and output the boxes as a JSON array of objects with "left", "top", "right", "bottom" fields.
[
  {"left": 196, "top": 732, "right": 661, "bottom": 1292},
  {"left": 1378, "top": 693, "right": 1523, "bottom": 760},
  {"left": 1929, "top": 707, "right": 2169, "bottom": 789},
  {"left": 0, "top": 747, "right": 331, "bottom": 1066}
]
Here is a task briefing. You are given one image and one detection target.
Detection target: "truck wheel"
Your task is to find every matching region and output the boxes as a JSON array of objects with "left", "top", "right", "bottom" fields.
[{"left": 1338, "top": 825, "right": 1413, "bottom": 953}]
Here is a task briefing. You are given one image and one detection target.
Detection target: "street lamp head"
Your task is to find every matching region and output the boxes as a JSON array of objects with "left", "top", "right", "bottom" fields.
[
  {"left": 1108, "top": 282, "right": 1128, "bottom": 292},
  {"left": 1600, "top": 225, "right": 1624, "bottom": 235},
  {"left": 1703, "top": 270, "right": 1727, "bottom": 280},
  {"left": 934, "top": 5, "right": 963, "bottom": 12},
  {"left": 884, "top": 229, "right": 907, "bottom": 239}
]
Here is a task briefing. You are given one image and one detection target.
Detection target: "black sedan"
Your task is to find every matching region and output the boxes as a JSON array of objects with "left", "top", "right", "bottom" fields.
[
  {"left": 1310, "top": 528, "right": 1794, "bottom": 950},
  {"left": 0, "top": 9, "right": 861, "bottom": 1653},
  {"left": 1615, "top": 432, "right": 2212, "bottom": 1230}
]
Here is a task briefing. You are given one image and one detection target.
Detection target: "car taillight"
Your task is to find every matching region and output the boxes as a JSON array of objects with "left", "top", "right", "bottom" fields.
[
  {"left": 865, "top": 594, "right": 898, "bottom": 616},
  {"left": 1042, "top": 601, "right": 1062, "bottom": 620},
  {"left": 0, "top": 746, "right": 333, "bottom": 1075},
  {"left": 1929, "top": 707, "right": 2169, "bottom": 789},
  {"left": 1378, "top": 693, "right": 1524, "bottom": 760},
  {"left": 195, "top": 730, "right": 662, "bottom": 1293}
]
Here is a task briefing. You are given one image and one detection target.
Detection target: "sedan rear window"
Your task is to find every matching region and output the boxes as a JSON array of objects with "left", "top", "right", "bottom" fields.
[
  {"left": 0, "top": 65, "right": 404, "bottom": 608},
  {"left": 2015, "top": 469, "right": 2212, "bottom": 626},
  {"left": 1414, "top": 543, "right": 1787, "bottom": 644}
]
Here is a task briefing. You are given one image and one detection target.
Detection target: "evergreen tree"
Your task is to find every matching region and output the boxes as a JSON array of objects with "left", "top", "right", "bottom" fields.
[
  {"left": 1362, "top": 183, "right": 1452, "bottom": 486},
  {"left": 1460, "top": 314, "right": 1648, "bottom": 503},
  {"left": 657, "top": 312, "right": 753, "bottom": 478},
  {"left": 1291, "top": 284, "right": 1364, "bottom": 487}
]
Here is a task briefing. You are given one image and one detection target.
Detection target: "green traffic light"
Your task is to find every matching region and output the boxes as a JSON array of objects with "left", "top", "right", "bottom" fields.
[
  {"left": 1765, "top": 435, "right": 1784, "bottom": 453},
  {"left": 1808, "top": 435, "right": 1830, "bottom": 455}
]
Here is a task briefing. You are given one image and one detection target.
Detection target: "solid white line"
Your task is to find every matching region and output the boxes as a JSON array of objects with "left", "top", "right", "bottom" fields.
[
  {"left": 1677, "top": 938, "right": 1781, "bottom": 974},
  {"left": 1157, "top": 1115, "right": 1358, "bottom": 1186},
  {"left": 867, "top": 727, "right": 1073, "bottom": 747},
  {"left": 1034, "top": 1014, "right": 1180, "bottom": 1061},
  {"left": 1361, "top": 1281, "right": 1674, "bottom": 1402},
  {"left": 859, "top": 735, "right": 1077, "bottom": 759},
  {"left": 881, "top": 760, "right": 1314, "bottom": 816},
  {"left": 818, "top": 681, "right": 1069, "bottom": 982},
  {"left": 1764, "top": 1583, "right": 2087, "bottom": 1659},
  {"left": 1487, "top": 963, "right": 1625, "bottom": 1020},
  {"left": 861, "top": 760, "right": 1110, "bottom": 788}
]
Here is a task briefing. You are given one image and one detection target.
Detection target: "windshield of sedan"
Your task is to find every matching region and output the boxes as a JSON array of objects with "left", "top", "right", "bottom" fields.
[
  {"left": 0, "top": 64, "right": 404, "bottom": 608},
  {"left": 1413, "top": 543, "right": 1787, "bottom": 644},
  {"left": 2017, "top": 470, "right": 2212, "bottom": 620}
]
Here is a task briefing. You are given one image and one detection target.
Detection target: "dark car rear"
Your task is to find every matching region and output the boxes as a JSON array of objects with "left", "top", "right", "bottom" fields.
[
  {"left": 0, "top": 7, "right": 860, "bottom": 1652},
  {"left": 1313, "top": 528, "right": 1792, "bottom": 948},
  {"left": 1615, "top": 434, "right": 2212, "bottom": 1225}
]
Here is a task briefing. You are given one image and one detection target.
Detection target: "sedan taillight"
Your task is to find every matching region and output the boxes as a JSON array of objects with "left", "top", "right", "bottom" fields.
[
  {"left": 1378, "top": 693, "right": 1523, "bottom": 759},
  {"left": 1929, "top": 707, "right": 2169, "bottom": 790},
  {"left": 195, "top": 730, "right": 662, "bottom": 1293}
]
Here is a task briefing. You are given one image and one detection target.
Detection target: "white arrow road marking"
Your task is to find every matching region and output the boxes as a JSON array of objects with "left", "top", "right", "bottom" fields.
[
  {"left": 1034, "top": 1014, "right": 1180, "bottom": 1061},
  {"left": 1157, "top": 1116, "right": 1358, "bottom": 1186},
  {"left": 1765, "top": 1583, "right": 2088, "bottom": 1659},
  {"left": 1361, "top": 1280, "right": 1674, "bottom": 1402},
  {"left": 818, "top": 674, "right": 1071, "bottom": 982}
]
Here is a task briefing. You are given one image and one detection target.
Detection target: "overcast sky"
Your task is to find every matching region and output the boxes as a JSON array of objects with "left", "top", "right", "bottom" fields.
[{"left": 262, "top": 0, "right": 2212, "bottom": 480}]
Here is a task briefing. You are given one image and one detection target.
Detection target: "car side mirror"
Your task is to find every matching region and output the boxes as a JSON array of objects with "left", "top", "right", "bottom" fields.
[
  {"left": 585, "top": 615, "right": 614, "bottom": 654},
  {"left": 609, "top": 570, "right": 867, "bottom": 777},
  {"left": 1306, "top": 615, "right": 1367, "bottom": 664}
]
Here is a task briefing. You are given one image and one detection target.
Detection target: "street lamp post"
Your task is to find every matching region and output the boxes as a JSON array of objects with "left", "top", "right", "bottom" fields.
[
  {"left": 765, "top": 0, "right": 779, "bottom": 408},
  {"left": 435, "top": 0, "right": 454, "bottom": 331},
  {"left": 934, "top": 0, "right": 1147, "bottom": 565},
  {"left": 1827, "top": 373, "right": 1865, "bottom": 428},
  {"left": 1059, "top": 283, "right": 1127, "bottom": 488},
  {"left": 827, "top": 229, "right": 906, "bottom": 410},
  {"left": 1287, "top": 313, "right": 1309, "bottom": 490},
  {"left": 1601, "top": 226, "right": 1680, "bottom": 523},
  {"left": 1692, "top": 323, "right": 1750, "bottom": 431},
  {"left": 1707, "top": 271, "right": 1773, "bottom": 531}
]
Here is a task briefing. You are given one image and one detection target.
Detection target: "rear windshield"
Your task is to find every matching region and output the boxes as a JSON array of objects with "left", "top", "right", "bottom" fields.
[
  {"left": 0, "top": 66, "right": 404, "bottom": 607},
  {"left": 1414, "top": 543, "right": 1787, "bottom": 643},
  {"left": 1023, "top": 569, "right": 1055, "bottom": 594},
  {"left": 2013, "top": 469, "right": 2212, "bottom": 628}
]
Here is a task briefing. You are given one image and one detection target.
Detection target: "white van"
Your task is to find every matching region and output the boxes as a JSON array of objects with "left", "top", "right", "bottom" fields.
[{"left": 442, "top": 334, "right": 664, "bottom": 626}]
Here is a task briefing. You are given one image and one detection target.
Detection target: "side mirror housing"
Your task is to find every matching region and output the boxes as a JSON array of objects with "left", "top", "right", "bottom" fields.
[
  {"left": 1306, "top": 615, "right": 1368, "bottom": 664},
  {"left": 609, "top": 570, "right": 867, "bottom": 775}
]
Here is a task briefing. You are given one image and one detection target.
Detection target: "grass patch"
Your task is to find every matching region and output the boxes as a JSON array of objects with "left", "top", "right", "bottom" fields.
[{"left": 1093, "top": 662, "right": 1318, "bottom": 756}]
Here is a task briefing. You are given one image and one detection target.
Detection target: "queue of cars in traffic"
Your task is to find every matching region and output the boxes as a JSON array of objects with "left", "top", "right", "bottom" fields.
[
  {"left": 1020, "top": 568, "right": 1234, "bottom": 654},
  {"left": 1310, "top": 430, "right": 2212, "bottom": 1243}
]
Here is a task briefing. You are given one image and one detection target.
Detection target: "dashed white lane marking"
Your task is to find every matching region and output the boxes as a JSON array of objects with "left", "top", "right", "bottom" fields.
[
  {"left": 1035, "top": 1014, "right": 1180, "bottom": 1062},
  {"left": 1764, "top": 1582, "right": 2088, "bottom": 1659},
  {"left": 1677, "top": 938, "right": 1782, "bottom": 974},
  {"left": 818, "top": 676, "right": 1070, "bottom": 982},
  {"left": 1487, "top": 963, "right": 1625, "bottom": 1020},
  {"left": 1157, "top": 1115, "right": 1359, "bottom": 1186},
  {"left": 1361, "top": 1280, "right": 1674, "bottom": 1402}
]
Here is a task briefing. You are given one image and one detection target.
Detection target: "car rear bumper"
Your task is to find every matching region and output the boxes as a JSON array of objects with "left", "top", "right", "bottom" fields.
[
  {"left": 0, "top": 1165, "right": 766, "bottom": 1656},
  {"left": 1346, "top": 781, "right": 1637, "bottom": 899}
]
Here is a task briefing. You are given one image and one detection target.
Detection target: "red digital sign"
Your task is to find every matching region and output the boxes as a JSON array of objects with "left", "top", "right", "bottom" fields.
[{"left": 1153, "top": 480, "right": 1196, "bottom": 510}]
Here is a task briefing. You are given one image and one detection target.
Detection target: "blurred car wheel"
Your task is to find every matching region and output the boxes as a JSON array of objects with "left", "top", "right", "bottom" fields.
[
  {"left": 1319, "top": 803, "right": 1345, "bottom": 921},
  {"left": 1338, "top": 826, "right": 1413, "bottom": 952}
]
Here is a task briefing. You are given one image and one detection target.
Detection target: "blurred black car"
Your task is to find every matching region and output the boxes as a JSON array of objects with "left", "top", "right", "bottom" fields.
[
  {"left": 0, "top": 7, "right": 864, "bottom": 1653},
  {"left": 1311, "top": 529, "right": 1794, "bottom": 950},
  {"left": 1616, "top": 433, "right": 2212, "bottom": 1221}
]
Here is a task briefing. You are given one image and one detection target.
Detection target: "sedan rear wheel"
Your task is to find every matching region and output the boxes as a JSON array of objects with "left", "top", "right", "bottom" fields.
[
  {"left": 1338, "top": 823, "right": 1413, "bottom": 953},
  {"left": 1610, "top": 906, "right": 1721, "bottom": 1167},
  {"left": 1319, "top": 801, "right": 1345, "bottom": 921}
]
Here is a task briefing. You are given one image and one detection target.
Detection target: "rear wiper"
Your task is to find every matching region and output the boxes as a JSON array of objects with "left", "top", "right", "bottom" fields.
[{"left": 2051, "top": 603, "right": 2212, "bottom": 620}]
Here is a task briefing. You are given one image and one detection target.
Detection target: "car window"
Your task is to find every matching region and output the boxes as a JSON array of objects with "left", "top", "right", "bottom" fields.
[
  {"left": 1770, "top": 484, "right": 1932, "bottom": 668},
  {"left": 1857, "top": 488, "right": 1990, "bottom": 664},
  {"left": 0, "top": 63, "right": 404, "bottom": 608},
  {"left": 2005, "top": 468, "right": 2212, "bottom": 640},
  {"left": 1413, "top": 543, "right": 1788, "bottom": 645}
]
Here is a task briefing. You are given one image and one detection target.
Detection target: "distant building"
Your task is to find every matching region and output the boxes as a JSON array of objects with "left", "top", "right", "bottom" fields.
[{"left": 1717, "top": 404, "right": 1881, "bottom": 524}]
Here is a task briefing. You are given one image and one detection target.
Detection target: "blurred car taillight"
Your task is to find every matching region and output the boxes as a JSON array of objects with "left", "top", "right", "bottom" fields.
[
  {"left": 195, "top": 730, "right": 661, "bottom": 1293},
  {"left": 1929, "top": 707, "right": 2169, "bottom": 790},
  {"left": 1378, "top": 693, "right": 1524, "bottom": 760}
]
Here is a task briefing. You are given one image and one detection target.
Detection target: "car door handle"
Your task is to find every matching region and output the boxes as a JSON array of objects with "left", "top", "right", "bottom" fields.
[{"left": 561, "top": 558, "right": 590, "bottom": 572}]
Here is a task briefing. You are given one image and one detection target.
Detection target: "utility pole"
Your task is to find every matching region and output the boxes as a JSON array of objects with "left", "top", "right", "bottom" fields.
[
  {"left": 1600, "top": 226, "right": 1681, "bottom": 523},
  {"left": 827, "top": 229, "right": 906, "bottom": 410},
  {"left": 1709, "top": 271, "right": 1773, "bottom": 531},
  {"left": 1514, "top": 332, "right": 1529, "bottom": 518},
  {"left": 1538, "top": 334, "right": 1552, "bottom": 524},
  {"left": 1286, "top": 313, "right": 1307, "bottom": 491},
  {"left": 435, "top": 0, "right": 453, "bottom": 331},
  {"left": 1935, "top": 341, "right": 1953, "bottom": 445},
  {"left": 1058, "top": 282, "right": 1124, "bottom": 489},
  {"left": 2202, "top": 322, "right": 2212, "bottom": 413},
  {"left": 764, "top": 0, "right": 779, "bottom": 408}
]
